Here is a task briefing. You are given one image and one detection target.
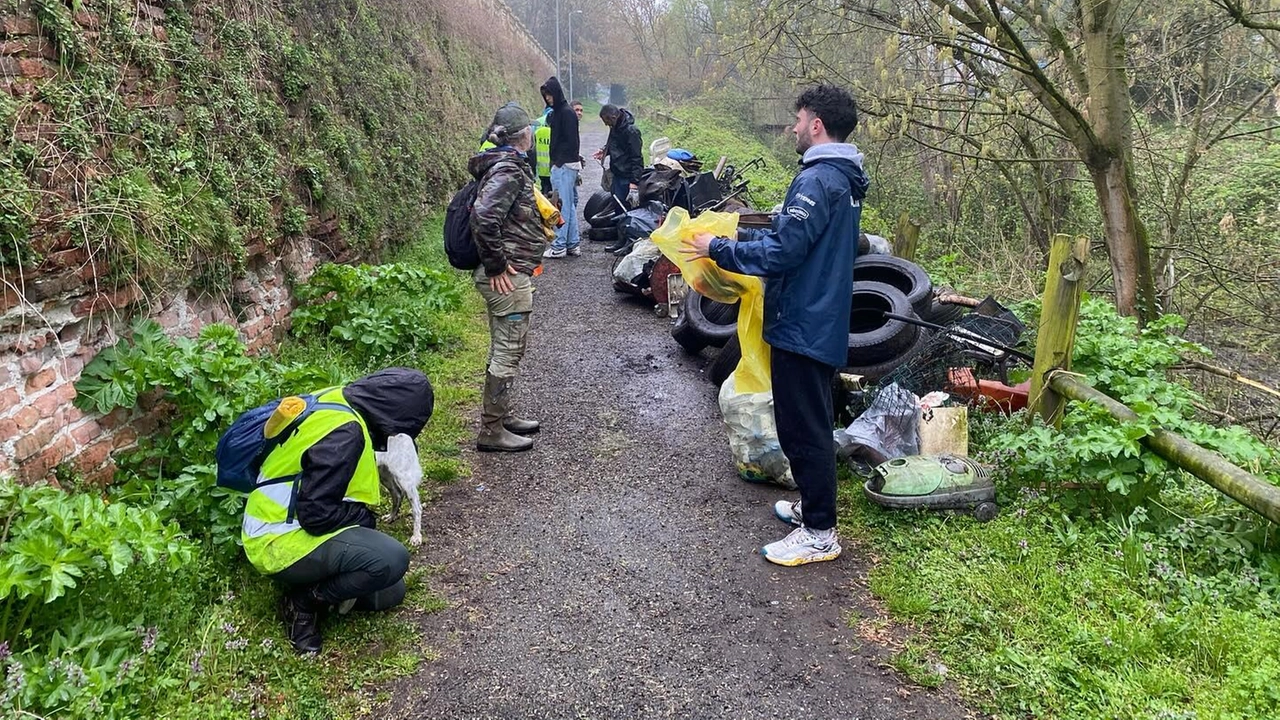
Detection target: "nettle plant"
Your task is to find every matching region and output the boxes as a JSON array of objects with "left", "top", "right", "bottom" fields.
[{"left": 290, "top": 262, "right": 465, "bottom": 362}]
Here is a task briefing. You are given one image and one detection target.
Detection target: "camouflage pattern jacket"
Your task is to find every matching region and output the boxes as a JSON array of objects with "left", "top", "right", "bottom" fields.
[{"left": 468, "top": 148, "right": 547, "bottom": 277}]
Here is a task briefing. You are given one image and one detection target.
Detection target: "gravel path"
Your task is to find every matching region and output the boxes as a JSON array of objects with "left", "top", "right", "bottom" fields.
[{"left": 382, "top": 124, "right": 972, "bottom": 720}]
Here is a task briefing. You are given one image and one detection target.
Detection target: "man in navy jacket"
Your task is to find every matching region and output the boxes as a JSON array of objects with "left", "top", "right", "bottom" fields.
[{"left": 685, "top": 85, "right": 869, "bottom": 567}]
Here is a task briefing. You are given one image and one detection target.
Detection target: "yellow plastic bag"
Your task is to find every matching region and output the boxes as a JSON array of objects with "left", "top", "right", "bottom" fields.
[
  {"left": 533, "top": 187, "right": 562, "bottom": 240},
  {"left": 650, "top": 208, "right": 771, "bottom": 394}
]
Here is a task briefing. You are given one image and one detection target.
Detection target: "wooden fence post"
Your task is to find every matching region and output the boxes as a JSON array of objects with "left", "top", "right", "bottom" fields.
[
  {"left": 892, "top": 211, "right": 920, "bottom": 261},
  {"left": 1030, "top": 234, "right": 1090, "bottom": 426}
]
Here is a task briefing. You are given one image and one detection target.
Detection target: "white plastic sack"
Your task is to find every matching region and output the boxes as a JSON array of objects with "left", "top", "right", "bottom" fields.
[
  {"left": 864, "top": 233, "right": 892, "bottom": 255},
  {"left": 612, "top": 238, "right": 662, "bottom": 286},
  {"left": 718, "top": 375, "right": 796, "bottom": 489}
]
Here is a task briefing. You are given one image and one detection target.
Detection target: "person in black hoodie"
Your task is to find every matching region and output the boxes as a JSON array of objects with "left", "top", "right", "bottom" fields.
[
  {"left": 251, "top": 367, "right": 434, "bottom": 653},
  {"left": 594, "top": 104, "right": 643, "bottom": 208},
  {"left": 539, "top": 77, "right": 583, "bottom": 259}
]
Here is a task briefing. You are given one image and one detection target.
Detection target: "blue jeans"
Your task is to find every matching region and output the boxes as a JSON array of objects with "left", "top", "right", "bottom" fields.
[
  {"left": 550, "top": 165, "right": 580, "bottom": 250},
  {"left": 611, "top": 175, "right": 631, "bottom": 209}
]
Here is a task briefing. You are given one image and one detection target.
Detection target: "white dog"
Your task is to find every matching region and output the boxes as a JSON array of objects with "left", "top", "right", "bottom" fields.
[{"left": 374, "top": 433, "right": 423, "bottom": 546}]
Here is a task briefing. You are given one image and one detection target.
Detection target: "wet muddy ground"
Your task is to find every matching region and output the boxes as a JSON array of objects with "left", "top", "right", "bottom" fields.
[{"left": 380, "top": 124, "right": 972, "bottom": 719}]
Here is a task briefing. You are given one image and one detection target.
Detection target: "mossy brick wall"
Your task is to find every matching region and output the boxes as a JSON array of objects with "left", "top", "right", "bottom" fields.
[{"left": 0, "top": 0, "right": 552, "bottom": 483}]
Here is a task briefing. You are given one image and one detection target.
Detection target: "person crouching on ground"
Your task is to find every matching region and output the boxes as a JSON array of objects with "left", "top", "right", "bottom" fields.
[
  {"left": 247, "top": 367, "right": 434, "bottom": 654},
  {"left": 682, "top": 85, "right": 870, "bottom": 567},
  {"left": 469, "top": 103, "right": 545, "bottom": 453}
]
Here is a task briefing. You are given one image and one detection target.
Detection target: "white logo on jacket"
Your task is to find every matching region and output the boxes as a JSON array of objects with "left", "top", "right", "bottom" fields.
[
  {"left": 794, "top": 193, "right": 817, "bottom": 206},
  {"left": 786, "top": 206, "right": 810, "bottom": 220}
]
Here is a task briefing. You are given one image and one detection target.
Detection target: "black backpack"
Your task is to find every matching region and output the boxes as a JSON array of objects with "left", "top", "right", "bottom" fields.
[{"left": 444, "top": 180, "right": 480, "bottom": 270}]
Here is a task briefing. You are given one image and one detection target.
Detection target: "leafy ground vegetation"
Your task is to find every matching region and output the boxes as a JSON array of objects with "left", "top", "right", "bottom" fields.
[
  {"left": 639, "top": 99, "right": 1280, "bottom": 719},
  {"left": 0, "top": 0, "right": 535, "bottom": 712},
  {"left": 2, "top": 218, "right": 486, "bottom": 719}
]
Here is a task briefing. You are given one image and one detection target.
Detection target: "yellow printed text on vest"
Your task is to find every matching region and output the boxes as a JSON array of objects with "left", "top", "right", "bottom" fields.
[{"left": 535, "top": 123, "right": 552, "bottom": 178}]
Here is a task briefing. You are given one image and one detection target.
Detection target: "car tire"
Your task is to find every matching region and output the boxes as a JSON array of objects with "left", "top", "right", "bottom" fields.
[
  {"left": 709, "top": 333, "right": 741, "bottom": 387},
  {"left": 586, "top": 226, "right": 616, "bottom": 242},
  {"left": 588, "top": 204, "right": 625, "bottom": 228},
  {"left": 683, "top": 291, "right": 740, "bottom": 348},
  {"left": 853, "top": 255, "right": 933, "bottom": 316},
  {"left": 582, "top": 191, "right": 615, "bottom": 225},
  {"left": 921, "top": 300, "right": 967, "bottom": 326},
  {"left": 671, "top": 311, "right": 709, "bottom": 353},
  {"left": 847, "top": 281, "right": 919, "bottom": 366},
  {"left": 843, "top": 327, "right": 932, "bottom": 386}
]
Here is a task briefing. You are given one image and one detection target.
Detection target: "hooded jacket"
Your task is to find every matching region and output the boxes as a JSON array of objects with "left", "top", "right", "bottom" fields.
[
  {"left": 294, "top": 368, "right": 434, "bottom": 535},
  {"left": 605, "top": 109, "right": 643, "bottom": 181},
  {"left": 709, "top": 143, "right": 870, "bottom": 368},
  {"left": 468, "top": 147, "right": 547, "bottom": 277},
  {"left": 540, "top": 77, "right": 580, "bottom": 166}
]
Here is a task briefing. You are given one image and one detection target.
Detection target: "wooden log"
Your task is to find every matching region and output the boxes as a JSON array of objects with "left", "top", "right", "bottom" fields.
[
  {"left": 1030, "top": 234, "right": 1090, "bottom": 426},
  {"left": 935, "top": 292, "right": 981, "bottom": 307},
  {"left": 1049, "top": 373, "right": 1280, "bottom": 525},
  {"left": 892, "top": 211, "right": 920, "bottom": 260},
  {"left": 1177, "top": 358, "right": 1280, "bottom": 401},
  {"left": 713, "top": 156, "right": 728, "bottom": 179}
]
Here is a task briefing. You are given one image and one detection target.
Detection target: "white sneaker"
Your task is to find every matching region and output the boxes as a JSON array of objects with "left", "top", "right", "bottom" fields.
[
  {"left": 773, "top": 500, "right": 802, "bottom": 527},
  {"left": 762, "top": 526, "right": 841, "bottom": 567},
  {"left": 567, "top": 246, "right": 581, "bottom": 257},
  {"left": 543, "top": 246, "right": 567, "bottom": 258}
]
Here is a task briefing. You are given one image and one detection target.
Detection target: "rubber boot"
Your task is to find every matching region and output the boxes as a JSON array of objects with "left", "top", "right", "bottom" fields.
[
  {"left": 503, "top": 415, "right": 540, "bottom": 436},
  {"left": 477, "top": 374, "right": 534, "bottom": 452},
  {"left": 279, "top": 589, "right": 323, "bottom": 654}
]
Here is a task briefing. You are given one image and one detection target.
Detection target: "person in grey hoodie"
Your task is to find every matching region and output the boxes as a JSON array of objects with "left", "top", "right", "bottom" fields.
[{"left": 684, "top": 85, "right": 870, "bottom": 567}]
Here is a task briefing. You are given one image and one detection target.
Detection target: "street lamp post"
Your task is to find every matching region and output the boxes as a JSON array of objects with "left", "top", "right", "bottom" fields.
[
  {"left": 568, "top": 10, "right": 581, "bottom": 99},
  {"left": 554, "top": 0, "right": 561, "bottom": 77}
]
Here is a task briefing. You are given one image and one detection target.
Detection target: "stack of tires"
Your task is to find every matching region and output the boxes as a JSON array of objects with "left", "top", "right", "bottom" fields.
[
  {"left": 584, "top": 190, "right": 625, "bottom": 242},
  {"left": 677, "top": 255, "right": 953, "bottom": 387},
  {"left": 843, "top": 256, "right": 932, "bottom": 383}
]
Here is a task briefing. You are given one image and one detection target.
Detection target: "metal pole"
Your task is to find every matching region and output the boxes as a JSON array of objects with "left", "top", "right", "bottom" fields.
[
  {"left": 568, "top": 11, "right": 573, "bottom": 99},
  {"left": 555, "top": 0, "right": 561, "bottom": 77}
]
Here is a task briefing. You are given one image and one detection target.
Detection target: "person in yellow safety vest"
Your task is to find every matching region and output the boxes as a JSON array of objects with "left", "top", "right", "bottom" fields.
[
  {"left": 534, "top": 112, "right": 553, "bottom": 195},
  {"left": 243, "top": 367, "right": 433, "bottom": 654}
]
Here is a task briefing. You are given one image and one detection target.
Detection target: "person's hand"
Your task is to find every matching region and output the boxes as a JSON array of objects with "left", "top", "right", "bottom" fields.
[
  {"left": 629, "top": 183, "right": 638, "bottom": 190},
  {"left": 681, "top": 232, "right": 715, "bottom": 261},
  {"left": 592, "top": 148, "right": 605, "bottom": 161},
  {"left": 489, "top": 265, "right": 518, "bottom": 294}
]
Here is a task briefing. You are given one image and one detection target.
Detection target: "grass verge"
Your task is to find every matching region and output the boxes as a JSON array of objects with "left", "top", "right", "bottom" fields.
[{"left": 839, "top": 474, "right": 1280, "bottom": 720}]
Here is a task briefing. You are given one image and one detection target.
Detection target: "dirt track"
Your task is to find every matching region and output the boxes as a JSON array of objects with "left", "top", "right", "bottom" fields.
[{"left": 382, "top": 123, "right": 972, "bottom": 720}]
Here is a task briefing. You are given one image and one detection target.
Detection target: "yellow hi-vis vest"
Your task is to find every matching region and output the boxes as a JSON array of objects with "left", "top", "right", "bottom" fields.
[
  {"left": 535, "top": 122, "right": 552, "bottom": 178},
  {"left": 241, "top": 387, "right": 380, "bottom": 575}
]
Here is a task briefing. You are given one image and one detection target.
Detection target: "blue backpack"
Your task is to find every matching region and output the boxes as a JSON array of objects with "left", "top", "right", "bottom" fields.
[{"left": 215, "top": 394, "right": 353, "bottom": 493}]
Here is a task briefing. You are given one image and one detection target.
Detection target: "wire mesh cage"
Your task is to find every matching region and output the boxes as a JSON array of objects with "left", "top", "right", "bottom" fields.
[{"left": 841, "top": 299, "right": 1033, "bottom": 422}]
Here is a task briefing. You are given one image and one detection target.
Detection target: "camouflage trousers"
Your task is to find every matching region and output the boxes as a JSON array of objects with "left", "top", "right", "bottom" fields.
[{"left": 473, "top": 267, "right": 534, "bottom": 379}]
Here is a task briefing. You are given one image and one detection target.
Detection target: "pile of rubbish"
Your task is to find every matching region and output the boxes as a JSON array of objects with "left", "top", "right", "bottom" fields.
[{"left": 595, "top": 142, "right": 1034, "bottom": 520}]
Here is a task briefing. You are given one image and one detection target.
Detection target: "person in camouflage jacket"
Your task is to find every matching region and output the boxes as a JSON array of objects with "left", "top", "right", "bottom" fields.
[
  {"left": 467, "top": 104, "right": 546, "bottom": 454},
  {"left": 468, "top": 147, "right": 547, "bottom": 277}
]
